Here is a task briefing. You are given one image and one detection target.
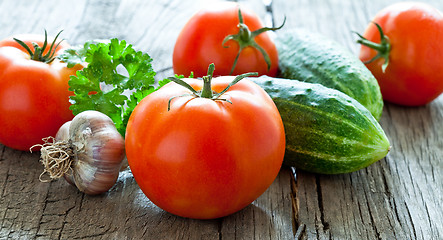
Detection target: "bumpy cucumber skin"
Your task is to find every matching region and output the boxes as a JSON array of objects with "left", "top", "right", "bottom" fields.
[
  {"left": 252, "top": 76, "right": 390, "bottom": 174},
  {"left": 276, "top": 29, "right": 384, "bottom": 121}
]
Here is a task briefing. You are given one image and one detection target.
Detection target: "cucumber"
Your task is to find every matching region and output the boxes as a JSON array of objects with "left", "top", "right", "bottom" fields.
[
  {"left": 276, "top": 29, "right": 384, "bottom": 121},
  {"left": 252, "top": 76, "right": 390, "bottom": 174}
]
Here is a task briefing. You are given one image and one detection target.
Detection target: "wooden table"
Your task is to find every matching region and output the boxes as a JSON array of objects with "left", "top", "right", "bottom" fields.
[{"left": 1, "top": 0, "right": 442, "bottom": 239}]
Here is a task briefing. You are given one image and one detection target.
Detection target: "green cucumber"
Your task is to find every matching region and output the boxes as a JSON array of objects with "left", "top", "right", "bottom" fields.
[
  {"left": 252, "top": 76, "right": 390, "bottom": 174},
  {"left": 276, "top": 29, "right": 384, "bottom": 121}
]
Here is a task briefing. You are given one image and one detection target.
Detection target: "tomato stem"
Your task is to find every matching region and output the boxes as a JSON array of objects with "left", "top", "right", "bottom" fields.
[
  {"left": 238, "top": 24, "right": 252, "bottom": 42},
  {"left": 13, "top": 30, "right": 63, "bottom": 64},
  {"left": 201, "top": 64, "right": 215, "bottom": 98},
  {"left": 355, "top": 22, "right": 391, "bottom": 72},
  {"left": 167, "top": 63, "right": 258, "bottom": 110},
  {"left": 222, "top": 8, "right": 285, "bottom": 75}
]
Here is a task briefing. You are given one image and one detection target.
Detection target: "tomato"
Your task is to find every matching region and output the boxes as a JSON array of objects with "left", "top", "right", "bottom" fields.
[
  {"left": 357, "top": 2, "right": 443, "bottom": 106},
  {"left": 0, "top": 33, "right": 82, "bottom": 151},
  {"left": 125, "top": 69, "right": 285, "bottom": 219},
  {"left": 173, "top": 2, "right": 281, "bottom": 78}
]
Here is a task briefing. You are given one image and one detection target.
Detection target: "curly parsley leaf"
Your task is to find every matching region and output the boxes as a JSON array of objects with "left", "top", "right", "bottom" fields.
[
  {"left": 63, "top": 38, "right": 158, "bottom": 136},
  {"left": 58, "top": 40, "right": 109, "bottom": 68}
]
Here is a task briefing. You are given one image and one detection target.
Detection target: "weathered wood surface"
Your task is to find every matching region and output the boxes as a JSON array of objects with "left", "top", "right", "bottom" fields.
[{"left": 0, "top": 0, "right": 442, "bottom": 239}]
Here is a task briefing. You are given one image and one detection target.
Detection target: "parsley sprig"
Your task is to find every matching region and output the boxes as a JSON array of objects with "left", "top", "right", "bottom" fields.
[{"left": 59, "top": 39, "right": 168, "bottom": 136}]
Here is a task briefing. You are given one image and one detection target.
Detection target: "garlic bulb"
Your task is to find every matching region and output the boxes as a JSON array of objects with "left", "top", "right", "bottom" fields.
[{"left": 38, "top": 110, "right": 125, "bottom": 195}]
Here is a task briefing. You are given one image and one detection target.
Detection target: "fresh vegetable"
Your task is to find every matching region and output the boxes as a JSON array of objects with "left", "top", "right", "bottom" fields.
[
  {"left": 173, "top": 2, "right": 283, "bottom": 77},
  {"left": 36, "top": 110, "right": 125, "bottom": 195},
  {"left": 276, "top": 29, "right": 384, "bottom": 121},
  {"left": 61, "top": 38, "right": 162, "bottom": 136},
  {"left": 356, "top": 2, "right": 443, "bottom": 106},
  {"left": 252, "top": 76, "right": 390, "bottom": 174},
  {"left": 35, "top": 38, "right": 164, "bottom": 194},
  {"left": 125, "top": 64, "right": 285, "bottom": 219},
  {"left": 0, "top": 31, "right": 83, "bottom": 151}
]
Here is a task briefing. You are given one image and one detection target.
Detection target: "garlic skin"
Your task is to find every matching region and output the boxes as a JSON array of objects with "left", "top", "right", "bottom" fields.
[
  {"left": 55, "top": 110, "right": 125, "bottom": 195},
  {"left": 55, "top": 121, "right": 71, "bottom": 140}
]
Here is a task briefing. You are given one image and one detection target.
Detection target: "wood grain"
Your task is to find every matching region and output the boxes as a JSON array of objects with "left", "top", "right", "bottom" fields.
[{"left": 0, "top": 0, "right": 442, "bottom": 239}]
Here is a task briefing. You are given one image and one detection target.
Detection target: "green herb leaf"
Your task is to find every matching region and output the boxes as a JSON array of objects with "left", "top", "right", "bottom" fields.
[
  {"left": 58, "top": 40, "right": 108, "bottom": 68},
  {"left": 67, "top": 38, "right": 157, "bottom": 136}
]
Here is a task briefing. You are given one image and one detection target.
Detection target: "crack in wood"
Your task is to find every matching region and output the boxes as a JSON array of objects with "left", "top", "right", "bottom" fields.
[
  {"left": 57, "top": 205, "right": 76, "bottom": 239},
  {"left": 1, "top": 164, "right": 10, "bottom": 199},
  {"left": 0, "top": 145, "right": 6, "bottom": 161},
  {"left": 364, "top": 192, "right": 381, "bottom": 240},
  {"left": 404, "top": 202, "right": 417, "bottom": 240},
  {"left": 315, "top": 176, "right": 329, "bottom": 232},
  {"left": 73, "top": 225, "right": 117, "bottom": 239},
  {"left": 218, "top": 217, "right": 223, "bottom": 240},
  {"left": 35, "top": 180, "right": 52, "bottom": 239},
  {"left": 294, "top": 223, "right": 306, "bottom": 240},
  {"left": 0, "top": 156, "right": 14, "bottom": 237},
  {"left": 422, "top": 198, "right": 435, "bottom": 238},
  {"left": 290, "top": 168, "right": 301, "bottom": 238},
  {"left": 78, "top": 193, "right": 86, "bottom": 212},
  {"left": 380, "top": 167, "right": 391, "bottom": 198},
  {"left": 156, "top": 66, "right": 173, "bottom": 74},
  {"left": 391, "top": 199, "right": 402, "bottom": 228}
]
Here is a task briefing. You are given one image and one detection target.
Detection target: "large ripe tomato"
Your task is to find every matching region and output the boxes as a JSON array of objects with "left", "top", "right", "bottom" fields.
[
  {"left": 357, "top": 2, "right": 443, "bottom": 106},
  {"left": 0, "top": 33, "right": 82, "bottom": 151},
  {"left": 125, "top": 70, "right": 285, "bottom": 219},
  {"left": 173, "top": 2, "right": 280, "bottom": 77}
]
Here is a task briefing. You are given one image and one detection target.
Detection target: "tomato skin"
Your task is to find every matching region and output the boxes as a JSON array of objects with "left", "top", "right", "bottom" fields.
[
  {"left": 359, "top": 2, "right": 443, "bottom": 106},
  {"left": 173, "top": 2, "right": 279, "bottom": 78},
  {"left": 125, "top": 77, "right": 285, "bottom": 219},
  {"left": 0, "top": 35, "right": 82, "bottom": 151}
]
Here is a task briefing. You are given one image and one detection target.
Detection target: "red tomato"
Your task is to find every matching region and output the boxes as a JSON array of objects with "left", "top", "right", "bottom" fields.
[
  {"left": 125, "top": 75, "right": 285, "bottom": 219},
  {"left": 358, "top": 2, "right": 443, "bottom": 106},
  {"left": 173, "top": 2, "right": 279, "bottom": 77},
  {"left": 0, "top": 34, "right": 82, "bottom": 151}
]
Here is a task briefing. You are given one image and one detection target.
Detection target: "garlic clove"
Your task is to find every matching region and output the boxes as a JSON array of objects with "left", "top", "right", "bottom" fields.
[
  {"left": 39, "top": 110, "right": 125, "bottom": 195},
  {"left": 68, "top": 111, "right": 126, "bottom": 195},
  {"left": 55, "top": 121, "right": 71, "bottom": 141}
]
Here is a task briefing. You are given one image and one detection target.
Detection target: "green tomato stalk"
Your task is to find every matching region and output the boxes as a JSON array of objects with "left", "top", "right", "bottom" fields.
[
  {"left": 355, "top": 22, "right": 391, "bottom": 72},
  {"left": 167, "top": 63, "right": 258, "bottom": 111},
  {"left": 14, "top": 30, "right": 63, "bottom": 63},
  {"left": 222, "top": 8, "right": 285, "bottom": 75}
]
